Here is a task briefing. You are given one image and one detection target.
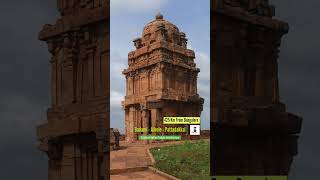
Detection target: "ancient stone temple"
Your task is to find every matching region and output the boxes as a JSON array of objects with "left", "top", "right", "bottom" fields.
[
  {"left": 211, "top": 0, "right": 302, "bottom": 175},
  {"left": 122, "top": 13, "right": 204, "bottom": 142},
  {"left": 36, "top": 1, "right": 110, "bottom": 180}
]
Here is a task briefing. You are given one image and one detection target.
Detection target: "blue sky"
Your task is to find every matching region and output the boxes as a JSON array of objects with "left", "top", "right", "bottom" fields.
[{"left": 110, "top": 0, "right": 210, "bottom": 133}]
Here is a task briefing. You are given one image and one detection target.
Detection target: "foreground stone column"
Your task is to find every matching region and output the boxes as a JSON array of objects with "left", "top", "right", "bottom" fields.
[
  {"left": 36, "top": 1, "right": 110, "bottom": 179},
  {"left": 211, "top": 0, "right": 302, "bottom": 176}
]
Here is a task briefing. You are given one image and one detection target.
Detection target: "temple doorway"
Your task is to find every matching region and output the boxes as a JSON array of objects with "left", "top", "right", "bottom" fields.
[{"left": 148, "top": 110, "right": 152, "bottom": 134}]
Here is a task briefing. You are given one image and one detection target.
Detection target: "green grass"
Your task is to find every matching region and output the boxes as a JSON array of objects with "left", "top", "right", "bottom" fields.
[{"left": 150, "top": 140, "right": 210, "bottom": 180}]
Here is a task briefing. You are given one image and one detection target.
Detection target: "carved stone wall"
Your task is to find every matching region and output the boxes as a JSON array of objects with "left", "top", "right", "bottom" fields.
[
  {"left": 37, "top": 1, "right": 110, "bottom": 179},
  {"left": 123, "top": 13, "right": 204, "bottom": 142},
  {"left": 211, "top": 0, "right": 302, "bottom": 175}
]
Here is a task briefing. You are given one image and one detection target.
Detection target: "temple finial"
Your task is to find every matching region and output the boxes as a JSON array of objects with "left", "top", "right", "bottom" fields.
[{"left": 155, "top": 11, "right": 163, "bottom": 20}]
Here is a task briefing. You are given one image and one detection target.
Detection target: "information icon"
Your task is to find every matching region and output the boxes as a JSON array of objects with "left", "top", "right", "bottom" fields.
[{"left": 190, "top": 125, "right": 200, "bottom": 135}]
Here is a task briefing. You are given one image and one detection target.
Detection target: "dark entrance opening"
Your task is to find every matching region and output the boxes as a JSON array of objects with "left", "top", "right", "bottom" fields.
[{"left": 148, "top": 110, "right": 152, "bottom": 134}]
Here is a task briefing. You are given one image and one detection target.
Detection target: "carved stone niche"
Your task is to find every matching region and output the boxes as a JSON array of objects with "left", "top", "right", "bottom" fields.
[
  {"left": 133, "top": 38, "right": 142, "bottom": 49},
  {"left": 180, "top": 32, "right": 188, "bottom": 48},
  {"left": 47, "top": 40, "right": 57, "bottom": 54},
  {"left": 47, "top": 139, "right": 63, "bottom": 162},
  {"left": 156, "top": 23, "right": 168, "bottom": 41}
]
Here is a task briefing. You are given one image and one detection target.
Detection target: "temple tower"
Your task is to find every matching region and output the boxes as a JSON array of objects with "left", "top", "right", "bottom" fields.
[
  {"left": 36, "top": 1, "right": 110, "bottom": 179},
  {"left": 122, "top": 13, "right": 204, "bottom": 142},
  {"left": 211, "top": 0, "right": 302, "bottom": 175}
]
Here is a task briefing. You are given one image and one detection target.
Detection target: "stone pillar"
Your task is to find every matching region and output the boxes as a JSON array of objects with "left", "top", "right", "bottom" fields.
[
  {"left": 141, "top": 109, "right": 149, "bottom": 144},
  {"left": 126, "top": 107, "right": 135, "bottom": 142},
  {"left": 60, "top": 144, "right": 76, "bottom": 180},
  {"left": 271, "top": 58, "right": 280, "bottom": 102},
  {"left": 151, "top": 109, "right": 157, "bottom": 135},
  {"left": 87, "top": 46, "right": 96, "bottom": 98},
  {"left": 255, "top": 64, "right": 265, "bottom": 97},
  {"left": 133, "top": 108, "right": 137, "bottom": 141}
]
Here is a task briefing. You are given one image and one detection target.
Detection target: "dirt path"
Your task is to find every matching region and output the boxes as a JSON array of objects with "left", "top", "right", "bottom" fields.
[{"left": 110, "top": 141, "right": 177, "bottom": 179}]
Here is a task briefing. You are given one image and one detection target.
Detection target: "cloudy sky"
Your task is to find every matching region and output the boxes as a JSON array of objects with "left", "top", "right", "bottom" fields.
[
  {"left": 110, "top": 0, "right": 210, "bottom": 133},
  {"left": 270, "top": 1, "right": 320, "bottom": 179},
  {"left": 0, "top": 1, "right": 57, "bottom": 179},
  {"left": 0, "top": 0, "right": 319, "bottom": 180}
]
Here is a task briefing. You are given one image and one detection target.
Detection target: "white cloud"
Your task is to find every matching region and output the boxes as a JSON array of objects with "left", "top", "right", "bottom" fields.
[
  {"left": 195, "top": 51, "right": 210, "bottom": 82},
  {"left": 194, "top": 51, "right": 210, "bottom": 129},
  {"left": 110, "top": 53, "right": 126, "bottom": 76},
  {"left": 110, "top": 51, "right": 127, "bottom": 92},
  {"left": 111, "top": 0, "right": 169, "bottom": 15},
  {"left": 110, "top": 51, "right": 127, "bottom": 132},
  {"left": 110, "top": 90, "right": 124, "bottom": 109}
]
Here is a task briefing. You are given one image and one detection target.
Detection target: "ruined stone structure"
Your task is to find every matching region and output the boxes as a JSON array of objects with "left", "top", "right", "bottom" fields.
[
  {"left": 110, "top": 128, "right": 120, "bottom": 150},
  {"left": 122, "top": 13, "right": 204, "bottom": 142},
  {"left": 211, "top": 0, "right": 302, "bottom": 175},
  {"left": 36, "top": 1, "right": 110, "bottom": 179}
]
